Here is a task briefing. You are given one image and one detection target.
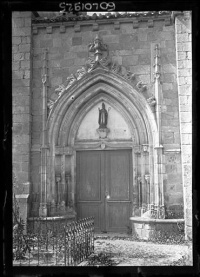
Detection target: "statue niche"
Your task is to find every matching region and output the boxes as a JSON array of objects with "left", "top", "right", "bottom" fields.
[{"left": 97, "top": 102, "right": 110, "bottom": 139}]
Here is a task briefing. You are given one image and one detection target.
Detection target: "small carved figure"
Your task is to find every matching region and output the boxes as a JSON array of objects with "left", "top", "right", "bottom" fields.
[
  {"left": 76, "top": 67, "right": 87, "bottom": 80},
  {"left": 88, "top": 34, "right": 108, "bottom": 62},
  {"left": 64, "top": 74, "right": 76, "bottom": 89},
  {"left": 98, "top": 102, "right": 108, "bottom": 128}
]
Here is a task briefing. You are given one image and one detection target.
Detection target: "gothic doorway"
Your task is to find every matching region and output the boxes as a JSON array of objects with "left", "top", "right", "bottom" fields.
[{"left": 76, "top": 149, "right": 133, "bottom": 232}]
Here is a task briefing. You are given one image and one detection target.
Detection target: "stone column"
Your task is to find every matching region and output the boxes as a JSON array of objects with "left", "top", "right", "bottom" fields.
[
  {"left": 175, "top": 11, "right": 192, "bottom": 240},
  {"left": 153, "top": 44, "right": 165, "bottom": 218},
  {"left": 39, "top": 49, "right": 49, "bottom": 217}
]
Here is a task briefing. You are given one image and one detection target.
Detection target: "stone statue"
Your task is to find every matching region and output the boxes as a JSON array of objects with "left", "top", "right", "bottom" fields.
[{"left": 98, "top": 102, "right": 108, "bottom": 128}]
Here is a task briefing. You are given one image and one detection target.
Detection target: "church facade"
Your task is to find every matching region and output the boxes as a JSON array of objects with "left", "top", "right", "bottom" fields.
[{"left": 12, "top": 11, "right": 192, "bottom": 239}]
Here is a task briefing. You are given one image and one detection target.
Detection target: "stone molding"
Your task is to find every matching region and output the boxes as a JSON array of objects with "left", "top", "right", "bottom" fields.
[{"left": 32, "top": 11, "right": 172, "bottom": 28}]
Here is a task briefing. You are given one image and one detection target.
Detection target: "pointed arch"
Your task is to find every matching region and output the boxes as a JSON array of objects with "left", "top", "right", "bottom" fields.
[{"left": 47, "top": 69, "right": 158, "bottom": 148}]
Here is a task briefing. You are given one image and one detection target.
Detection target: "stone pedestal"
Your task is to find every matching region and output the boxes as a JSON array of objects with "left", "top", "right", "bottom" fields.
[
  {"left": 130, "top": 217, "right": 185, "bottom": 241},
  {"left": 15, "top": 194, "right": 30, "bottom": 234}
]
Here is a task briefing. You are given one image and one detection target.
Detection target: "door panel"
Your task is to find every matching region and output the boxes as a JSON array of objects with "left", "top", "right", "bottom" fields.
[
  {"left": 106, "top": 202, "right": 131, "bottom": 231},
  {"left": 106, "top": 151, "right": 130, "bottom": 200},
  {"left": 76, "top": 150, "right": 132, "bottom": 232},
  {"left": 105, "top": 150, "right": 132, "bottom": 231},
  {"left": 77, "top": 151, "right": 101, "bottom": 201}
]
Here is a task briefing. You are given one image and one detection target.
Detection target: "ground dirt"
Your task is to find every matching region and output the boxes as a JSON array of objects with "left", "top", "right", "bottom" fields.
[{"left": 79, "top": 234, "right": 193, "bottom": 266}]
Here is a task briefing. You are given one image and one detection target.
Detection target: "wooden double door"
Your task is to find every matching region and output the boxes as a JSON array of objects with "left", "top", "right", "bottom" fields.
[{"left": 76, "top": 149, "right": 132, "bottom": 232}]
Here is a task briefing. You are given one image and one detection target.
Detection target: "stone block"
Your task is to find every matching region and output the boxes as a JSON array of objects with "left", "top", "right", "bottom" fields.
[
  {"left": 163, "top": 41, "right": 174, "bottom": 51},
  {"left": 160, "top": 31, "right": 174, "bottom": 41},
  {"left": 186, "top": 51, "right": 192, "bottom": 59},
  {"left": 180, "top": 112, "right": 192, "bottom": 123},
  {"left": 177, "top": 51, "right": 187, "bottom": 60},
  {"left": 138, "top": 75, "right": 151, "bottom": 84},
  {"left": 179, "top": 95, "right": 192, "bottom": 105},
  {"left": 147, "top": 32, "right": 157, "bottom": 41},
  {"left": 178, "top": 68, "right": 192, "bottom": 77},
  {"left": 178, "top": 60, "right": 192, "bottom": 69},
  {"left": 52, "top": 38, "right": 62, "bottom": 48},
  {"left": 24, "top": 70, "right": 30, "bottom": 79},
  {"left": 74, "top": 57, "right": 86, "bottom": 66},
  {"left": 12, "top": 36, "right": 21, "bottom": 45},
  {"left": 177, "top": 42, "right": 191, "bottom": 52},
  {"left": 13, "top": 11, "right": 31, "bottom": 18},
  {"left": 12, "top": 70, "right": 24, "bottom": 79},
  {"left": 120, "top": 23, "right": 135, "bottom": 34},
  {"left": 163, "top": 91, "right": 177, "bottom": 99},
  {"left": 112, "top": 56, "right": 122, "bottom": 65},
  {"left": 13, "top": 95, "right": 30, "bottom": 106},
  {"left": 19, "top": 43, "right": 31, "bottom": 52},
  {"left": 138, "top": 54, "right": 151, "bottom": 65},
  {"left": 163, "top": 132, "right": 174, "bottom": 144},
  {"left": 115, "top": 50, "right": 133, "bottom": 56},
  {"left": 185, "top": 209, "right": 192, "bottom": 227},
  {"left": 24, "top": 18, "right": 31, "bottom": 27},
  {"left": 174, "top": 132, "right": 181, "bottom": 143},
  {"left": 13, "top": 114, "right": 31, "bottom": 123},
  {"left": 76, "top": 51, "right": 88, "bottom": 59},
  {"left": 176, "top": 33, "right": 190, "bottom": 42},
  {"left": 162, "top": 64, "right": 176, "bottom": 74},
  {"left": 21, "top": 162, "right": 30, "bottom": 172},
  {"left": 184, "top": 76, "right": 192, "bottom": 85},
  {"left": 178, "top": 77, "right": 186, "bottom": 85},
  {"left": 70, "top": 45, "right": 88, "bottom": 52},
  {"left": 17, "top": 172, "right": 29, "bottom": 183},
  {"left": 12, "top": 17, "right": 24, "bottom": 28},
  {"left": 181, "top": 133, "right": 192, "bottom": 145},
  {"left": 179, "top": 84, "right": 192, "bottom": 96},
  {"left": 185, "top": 226, "right": 192, "bottom": 240},
  {"left": 162, "top": 83, "right": 173, "bottom": 91},
  {"left": 12, "top": 61, "right": 20, "bottom": 71},
  {"left": 138, "top": 32, "right": 147, "bottom": 41},
  {"left": 179, "top": 104, "right": 191, "bottom": 112},
  {"left": 181, "top": 153, "right": 192, "bottom": 164},
  {"left": 13, "top": 105, "right": 29, "bottom": 114},
  {"left": 162, "top": 73, "right": 175, "bottom": 83},
  {"left": 12, "top": 86, "right": 30, "bottom": 95},
  {"left": 12, "top": 45, "right": 19, "bottom": 53},
  {"left": 122, "top": 55, "right": 138, "bottom": 66},
  {"left": 21, "top": 60, "right": 30, "bottom": 69},
  {"left": 72, "top": 37, "right": 82, "bottom": 46},
  {"left": 13, "top": 53, "right": 25, "bottom": 61},
  {"left": 180, "top": 122, "right": 192, "bottom": 134},
  {"left": 40, "top": 39, "right": 53, "bottom": 48},
  {"left": 13, "top": 27, "right": 31, "bottom": 36},
  {"left": 50, "top": 76, "right": 62, "bottom": 87},
  {"left": 130, "top": 65, "right": 150, "bottom": 74},
  {"left": 13, "top": 123, "right": 23, "bottom": 135}
]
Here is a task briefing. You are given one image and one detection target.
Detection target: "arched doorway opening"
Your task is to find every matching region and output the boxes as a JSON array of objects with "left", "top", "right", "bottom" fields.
[{"left": 45, "top": 69, "right": 160, "bottom": 232}]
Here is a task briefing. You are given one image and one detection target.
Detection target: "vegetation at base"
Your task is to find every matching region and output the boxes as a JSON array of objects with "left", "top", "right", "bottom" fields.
[{"left": 87, "top": 252, "right": 118, "bottom": 266}]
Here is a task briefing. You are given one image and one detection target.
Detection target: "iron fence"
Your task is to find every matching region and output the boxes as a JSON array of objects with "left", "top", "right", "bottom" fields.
[{"left": 13, "top": 217, "right": 94, "bottom": 266}]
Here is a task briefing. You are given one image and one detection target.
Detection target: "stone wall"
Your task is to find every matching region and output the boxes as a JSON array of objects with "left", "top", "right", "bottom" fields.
[
  {"left": 12, "top": 12, "right": 187, "bottom": 222},
  {"left": 12, "top": 11, "right": 32, "bottom": 226},
  {"left": 31, "top": 16, "right": 183, "bottom": 214},
  {"left": 175, "top": 11, "right": 192, "bottom": 240}
]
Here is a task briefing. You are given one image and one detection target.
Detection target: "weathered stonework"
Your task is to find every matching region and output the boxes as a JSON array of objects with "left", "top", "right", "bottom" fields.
[
  {"left": 12, "top": 12, "right": 32, "bottom": 226},
  {"left": 175, "top": 11, "right": 192, "bottom": 240},
  {"left": 12, "top": 11, "right": 192, "bottom": 241}
]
